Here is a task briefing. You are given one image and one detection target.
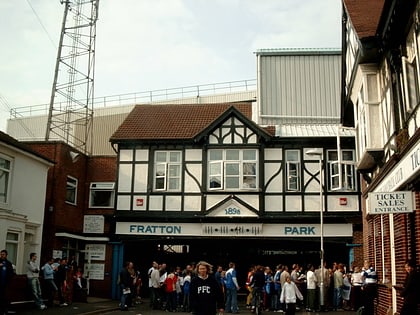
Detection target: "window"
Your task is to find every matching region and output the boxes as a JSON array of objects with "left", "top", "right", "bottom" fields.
[
  {"left": 6, "top": 232, "right": 18, "bottom": 265},
  {"left": 402, "top": 26, "right": 420, "bottom": 111},
  {"left": 327, "top": 150, "right": 356, "bottom": 191},
  {"left": 286, "top": 150, "right": 300, "bottom": 191},
  {"left": 154, "top": 151, "right": 182, "bottom": 191},
  {"left": 0, "top": 156, "right": 11, "bottom": 204},
  {"left": 66, "top": 176, "right": 78, "bottom": 205},
  {"left": 89, "top": 182, "right": 115, "bottom": 208},
  {"left": 208, "top": 149, "right": 257, "bottom": 190}
]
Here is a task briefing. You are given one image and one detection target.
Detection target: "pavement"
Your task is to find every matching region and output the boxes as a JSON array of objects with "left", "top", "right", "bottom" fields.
[{"left": 11, "top": 298, "right": 358, "bottom": 315}]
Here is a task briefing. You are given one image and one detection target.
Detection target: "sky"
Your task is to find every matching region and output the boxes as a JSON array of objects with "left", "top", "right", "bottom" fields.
[{"left": 0, "top": 0, "right": 342, "bottom": 132}]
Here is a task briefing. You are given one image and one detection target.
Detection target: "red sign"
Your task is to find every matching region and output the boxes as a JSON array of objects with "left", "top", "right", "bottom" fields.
[{"left": 136, "top": 198, "right": 144, "bottom": 206}]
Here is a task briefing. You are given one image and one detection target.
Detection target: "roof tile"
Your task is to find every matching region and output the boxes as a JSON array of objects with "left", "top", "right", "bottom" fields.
[{"left": 110, "top": 103, "right": 253, "bottom": 141}]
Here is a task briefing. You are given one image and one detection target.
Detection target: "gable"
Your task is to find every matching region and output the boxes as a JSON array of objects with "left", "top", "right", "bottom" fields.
[
  {"left": 195, "top": 106, "right": 271, "bottom": 145},
  {"left": 206, "top": 198, "right": 258, "bottom": 218}
]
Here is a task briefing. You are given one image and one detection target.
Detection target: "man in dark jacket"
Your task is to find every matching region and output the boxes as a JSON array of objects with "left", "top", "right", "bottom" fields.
[
  {"left": 398, "top": 259, "right": 420, "bottom": 315},
  {"left": 250, "top": 265, "right": 265, "bottom": 313},
  {"left": 0, "top": 249, "right": 14, "bottom": 315},
  {"left": 55, "top": 258, "right": 69, "bottom": 306},
  {"left": 189, "top": 261, "right": 224, "bottom": 315},
  {"left": 119, "top": 261, "right": 133, "bottom": 311}
]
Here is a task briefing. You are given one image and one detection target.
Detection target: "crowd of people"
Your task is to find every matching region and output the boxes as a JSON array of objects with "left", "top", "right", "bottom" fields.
[
  {"left": 0, "top": 250, "right": 86, "bottom": 313},
  {"left": 27, "top": 253, "right": 84, "bottom": 310},
  {"left": 241, "top": 260, "right": 381, "bottom": 314},
  {"left": 0, "top": 249, "right": 418, "bottom": 315},
  {"left": 119, "top": 258, "right": 419, "bottom": 315}
]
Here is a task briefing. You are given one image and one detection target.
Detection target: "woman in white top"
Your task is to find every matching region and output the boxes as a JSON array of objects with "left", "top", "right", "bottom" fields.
[
  {"left": 279, "top": 276, "right": 303, "bottom": 315},
  {"left": 305, "top": 264, "right": 318, "bottom": 311}
]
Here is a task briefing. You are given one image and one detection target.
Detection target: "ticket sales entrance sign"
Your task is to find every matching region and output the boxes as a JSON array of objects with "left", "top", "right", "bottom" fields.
[{"left": 368, "top": 191, "right": 414, "bottom": 215}]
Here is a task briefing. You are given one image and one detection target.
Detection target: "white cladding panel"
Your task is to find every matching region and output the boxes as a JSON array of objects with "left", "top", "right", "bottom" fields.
[
  {"left": 184, "top": 164, "right": 201, "bottom": 192},
  {"left": 257, "top": 51, "right": 341, "bottom": 125},
  {"left": 265, "top": 195, "right": 283, "bottom": 211},
  {"left": 118, "top": 164, "right": 132, "bottom": 192},
  {"left": 184, "top": 195, "right": 201, "bottom": 211},
  {"left": 264, "top": 148, "right": 282, "bottom": 160},
  {"left": 166, "top": 196, "right": 182, "bottom": 211},
  {"left": 265, "top": 163, "right": 282, "bottom": 192},
  {"left": 117, "top": 195, "right": 130, "bottom": 210},
  {"left": 328, "top": 195, "right": 359, "bottom": 212},
  {"left": 135, "top": 149, "right": 149, "bottom": 161},
  {"left": 285, "top": 195, "right": 302, "bottom": 211},
  {"left": 134, "top": 164, "right": 148, "bottom": 192},
  {"left": 185, "top": 149, "right": 202, "bottom": 161},
  {"left": 119, "top": 150, "right": 133, "bottom": 161}
]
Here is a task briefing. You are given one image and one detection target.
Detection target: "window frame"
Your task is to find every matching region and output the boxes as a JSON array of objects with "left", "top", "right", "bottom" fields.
[
  {"left": 285, "top": 150, "right": 301, "bottom": 191},
  {"left": 402, "top": 26, "right": 420, "bottom": 112},
  {"left": 153, "top": 151, "right": 182, "bottom": 192},
  {"left": 65, "top": 175, "right": 78, "bottom": 205},
  {"left": 327, "top": 150, "right": 356, "bottom": 191},
  {"left": 89, "top": 182, "right": 115, "bottom": 208},
  {"left": 5, "top": 231, "right": 19, "bottom": 265},
  {"left": 0, "top": 154, "right": 12, "bottom": 205},
  {"left": 207, "top": 149, "right": 258, "bottom": 191}
]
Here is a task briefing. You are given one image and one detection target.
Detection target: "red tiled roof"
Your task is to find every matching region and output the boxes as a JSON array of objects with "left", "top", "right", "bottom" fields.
[
  {"left": 110, "top": 103, "right": 253, "bottom": 141},
  {"left": 344, "top": 0, "right": 384, "bottom": 38}
]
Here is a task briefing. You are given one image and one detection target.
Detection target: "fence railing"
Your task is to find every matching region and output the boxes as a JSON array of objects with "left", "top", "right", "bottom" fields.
[{"left": 10, "top": 79, "right": 257, "bottom": 118}]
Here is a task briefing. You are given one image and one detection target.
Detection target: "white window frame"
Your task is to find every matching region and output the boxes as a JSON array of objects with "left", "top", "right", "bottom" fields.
[
  {"left": 327, "top": 150, "right": 356, "bottom": 191},
  {"left": 153, "top": 151, "right": 182, "bottom": 191},
  {"left": 285, "top": 150, "right": 300, "bottom": 191},
  {"left": 6, "top": 231, "right": 19, "bottom": 265},
  {"left": 65, "top": 176, "right": 78, "bottom": 205},
  {"left": 402, "top": 26, "right": 420, "bottom": 112},
  {"left": 0, "top": 154, "right": 12, "bottom": 205},
  {"left": 208, "top": 149, "right": 258, "bottom": 191},
  {"left": 89, "top": 182, "right": 115, "bottom": 208}
]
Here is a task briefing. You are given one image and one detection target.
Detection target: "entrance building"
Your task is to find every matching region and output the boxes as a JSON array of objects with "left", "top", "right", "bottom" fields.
[{"left": 110, "top": 102, "right": 361, "bottom": 297}]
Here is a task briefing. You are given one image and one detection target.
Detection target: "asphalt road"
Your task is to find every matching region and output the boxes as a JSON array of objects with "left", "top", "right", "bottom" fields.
[{"left": 12, "top": 297, "right": 358, "bottom": 315}]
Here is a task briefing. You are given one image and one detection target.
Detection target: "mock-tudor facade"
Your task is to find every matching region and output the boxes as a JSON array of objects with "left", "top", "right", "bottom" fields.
[
  {"left": 109, "top": 102, "right": 361, "bottom": 293},
  {"left": 342, "top": 0, "right": 420, "bottom": 314}
]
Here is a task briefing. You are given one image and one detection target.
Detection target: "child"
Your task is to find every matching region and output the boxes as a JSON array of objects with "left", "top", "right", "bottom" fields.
[{"left": 279, "top": 276, "right": 303, "bottom": 315}]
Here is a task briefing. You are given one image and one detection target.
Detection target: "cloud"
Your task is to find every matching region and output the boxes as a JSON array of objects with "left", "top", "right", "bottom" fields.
[{"left": 0, "top": 0, "right": 341, "bottom": 132}]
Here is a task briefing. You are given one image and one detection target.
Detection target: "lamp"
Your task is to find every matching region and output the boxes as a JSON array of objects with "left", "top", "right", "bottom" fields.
[
  {"left": 306, "top": 148, "right": 325, "bottom": 308},
  {"left": 69, "top": 151, "right": 80, "bottom": 162}
]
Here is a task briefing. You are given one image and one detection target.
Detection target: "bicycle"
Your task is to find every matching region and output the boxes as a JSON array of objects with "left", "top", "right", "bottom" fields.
[{"left": 251, "top": 287, "right": 263, "bottom": 315}]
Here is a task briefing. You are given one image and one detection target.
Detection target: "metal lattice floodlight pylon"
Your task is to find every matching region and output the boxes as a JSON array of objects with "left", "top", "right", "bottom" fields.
[{"left": 45, "top": 0, "right": 99, "bottom": 155}]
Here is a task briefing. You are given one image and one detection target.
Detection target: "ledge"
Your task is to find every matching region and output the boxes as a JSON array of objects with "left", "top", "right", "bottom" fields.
[{"left": 357, "top": 148, "right": 384, "bottom": 172}]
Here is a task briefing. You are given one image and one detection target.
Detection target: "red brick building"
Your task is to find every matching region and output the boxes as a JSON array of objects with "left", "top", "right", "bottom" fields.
[{"left": 342, "top": 0, "right": 420, "bottom": 313}]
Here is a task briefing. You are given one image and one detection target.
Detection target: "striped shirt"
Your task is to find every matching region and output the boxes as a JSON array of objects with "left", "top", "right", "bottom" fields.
[{"left": 362, "top": 267, "right": 378, "bottom": 284}]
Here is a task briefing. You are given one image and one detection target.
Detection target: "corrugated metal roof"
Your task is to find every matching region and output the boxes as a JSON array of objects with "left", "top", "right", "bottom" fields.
[
  {"left": 256, "top": 48, "right": 341, "bottom": 56},
  {"left": 275, "top": 124, "right": 355, "bottom": 137}
]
